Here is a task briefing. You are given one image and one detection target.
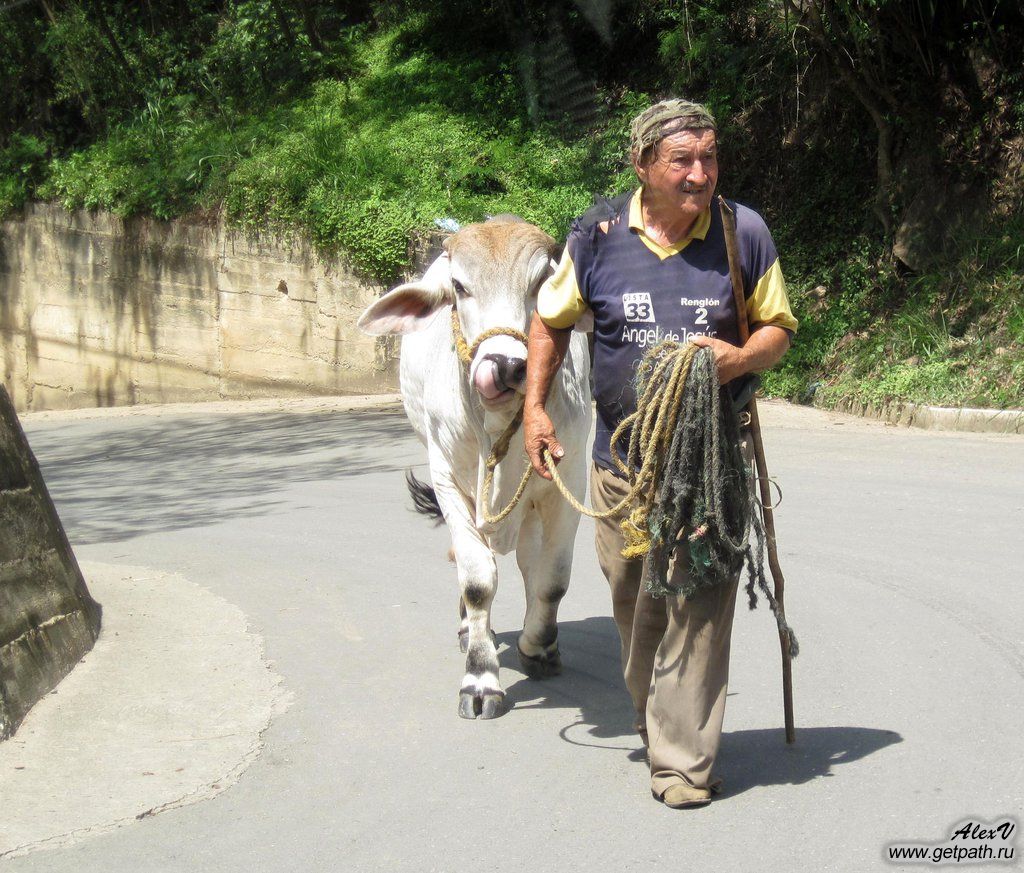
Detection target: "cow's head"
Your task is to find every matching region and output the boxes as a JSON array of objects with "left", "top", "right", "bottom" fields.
[{"left": 357, "top": 219, "right": 558, "bottom": 409}]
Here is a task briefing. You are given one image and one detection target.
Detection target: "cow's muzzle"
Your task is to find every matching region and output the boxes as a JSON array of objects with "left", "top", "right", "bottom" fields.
[{"left": 474, "top": 352, "right": 527, "bottom": 403}]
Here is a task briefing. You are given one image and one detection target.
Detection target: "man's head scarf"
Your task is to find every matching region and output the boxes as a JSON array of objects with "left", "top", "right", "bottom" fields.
[{"left": 629, "top": 99, "right": 717, "bottom": 162}]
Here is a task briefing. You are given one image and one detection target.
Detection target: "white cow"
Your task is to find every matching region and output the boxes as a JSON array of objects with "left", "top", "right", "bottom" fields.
[{"left": 358, "top": 218, "right": 591, "bottom": 719}]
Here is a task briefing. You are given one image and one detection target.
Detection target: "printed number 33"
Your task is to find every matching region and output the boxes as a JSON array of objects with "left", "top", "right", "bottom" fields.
[{"left": 626, "top": 301, "right": 651, "bottom": 320}]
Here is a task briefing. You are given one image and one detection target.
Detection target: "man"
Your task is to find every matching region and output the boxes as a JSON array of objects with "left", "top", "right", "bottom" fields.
[{"left": 523, "top": 98, "right": 798, "bottom": 808}]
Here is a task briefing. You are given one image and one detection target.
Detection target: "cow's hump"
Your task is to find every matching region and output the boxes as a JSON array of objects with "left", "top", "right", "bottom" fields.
[{"left": 445, "top": 220, "right": 555, "bottom": 266}]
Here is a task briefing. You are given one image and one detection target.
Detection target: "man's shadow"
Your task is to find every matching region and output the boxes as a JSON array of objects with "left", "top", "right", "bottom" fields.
[{"left": 496, "top": 616, "right": 902, "bottom": 800}]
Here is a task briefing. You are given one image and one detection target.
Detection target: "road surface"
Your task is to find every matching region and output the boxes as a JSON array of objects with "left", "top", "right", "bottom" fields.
[{"left": 3, "top": 397, "right": 1022, "bottom": 872}]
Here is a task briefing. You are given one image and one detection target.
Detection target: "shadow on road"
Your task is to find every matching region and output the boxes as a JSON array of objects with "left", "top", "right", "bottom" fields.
[
  {"left": 495, "top": 616, "right": 636, "bottom": 743},
  {"left": 26, "top": 408, "right": 417, "bottom": 545},
  {"left": 717, "top": 725, "right": 903, "bottom": 798},
  {"left": 495, "top": 618, "right": 902, "bottom": 800}
]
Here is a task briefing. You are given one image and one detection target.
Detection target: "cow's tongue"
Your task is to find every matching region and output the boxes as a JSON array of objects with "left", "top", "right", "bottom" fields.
[{"left": 474, "top": 360, "right": 505, "bottom": 400}]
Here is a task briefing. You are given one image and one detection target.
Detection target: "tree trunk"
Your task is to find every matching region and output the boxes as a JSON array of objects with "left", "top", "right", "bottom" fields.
[
  {"left": 269, "top": 0, "right": 297, "bottom": 49},
  {"left": 37, "top": 0, "right": 95, "bottom": 120},
  {"left": 788, "top": 0, "right": 896, "bottom": 236},
  {"left": 295, "top": 0, "right": 324, "bottom": 52},
  {"left": 500, "top": 0, "right": 541, "bottom": 127},
  {"left": 93, "top": 1, "right": 134, "bottom": 75}
]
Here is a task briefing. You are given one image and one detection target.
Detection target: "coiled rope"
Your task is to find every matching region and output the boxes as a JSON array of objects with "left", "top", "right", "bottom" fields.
[{"left": 451, "top": 307, "right": 797, "bottom": 647}]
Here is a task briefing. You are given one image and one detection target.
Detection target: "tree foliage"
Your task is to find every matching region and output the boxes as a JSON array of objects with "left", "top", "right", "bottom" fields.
[
  {"left": 0, "top": 1, "right": 359, "bottom": 144},
  {"left": 782, "top": 0, "right": 1023, "bottom": 233},
  {"left": 4, "top": 0, "right": 1021, "bottom": 226}
]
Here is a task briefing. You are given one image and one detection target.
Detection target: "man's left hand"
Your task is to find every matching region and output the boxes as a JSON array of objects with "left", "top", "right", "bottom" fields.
[{"left": 690, "top": 335, "right": 748, "bottom": 384}]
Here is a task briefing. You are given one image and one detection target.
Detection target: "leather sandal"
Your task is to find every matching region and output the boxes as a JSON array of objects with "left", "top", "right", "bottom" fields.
[{"left": 657, "top": 783, "right": 712, "bottom": 809}]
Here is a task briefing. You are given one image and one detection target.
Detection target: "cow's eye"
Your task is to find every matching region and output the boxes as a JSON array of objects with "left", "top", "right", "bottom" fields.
[{"left": 452, "top": 279, "right": 469, "bottom": 298}]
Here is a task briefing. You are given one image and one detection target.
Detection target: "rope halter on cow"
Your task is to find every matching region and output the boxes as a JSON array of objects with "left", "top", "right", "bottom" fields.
[
  {"left": 450, "top": 307, "right": 528, "bottom": 367},
  {"left": 448, "top": 305, "right": 797, "bottom": 654}
]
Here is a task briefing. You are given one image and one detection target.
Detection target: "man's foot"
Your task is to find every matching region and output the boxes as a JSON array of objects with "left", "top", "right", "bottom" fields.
[{"left": 656, "top": 783, "right": 712, "bottom": 809}]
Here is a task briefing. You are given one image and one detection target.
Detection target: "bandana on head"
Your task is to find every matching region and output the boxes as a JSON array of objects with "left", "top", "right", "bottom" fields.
[{"left": 629, "top": 99, "right": 717, "bottom": 159}]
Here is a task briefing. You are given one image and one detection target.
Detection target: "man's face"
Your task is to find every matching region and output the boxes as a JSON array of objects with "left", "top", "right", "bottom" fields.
[{"left": 634, "top": 128, "right": 718, "bottom": 219}]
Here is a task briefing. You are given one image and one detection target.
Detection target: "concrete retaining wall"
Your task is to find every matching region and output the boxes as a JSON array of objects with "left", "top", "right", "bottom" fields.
[{"left": 0, "top": 204, "right": 399, "bottom": 412}]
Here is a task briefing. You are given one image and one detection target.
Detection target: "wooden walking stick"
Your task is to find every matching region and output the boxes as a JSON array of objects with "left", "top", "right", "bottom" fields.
[{"left": 718, "top": 195, "right": 797, "bottom": 744}]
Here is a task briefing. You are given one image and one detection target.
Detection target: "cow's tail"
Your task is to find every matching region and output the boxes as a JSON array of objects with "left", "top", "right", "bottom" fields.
[{"left": 406, "top": 470, "right": 444, "bottom": 526}]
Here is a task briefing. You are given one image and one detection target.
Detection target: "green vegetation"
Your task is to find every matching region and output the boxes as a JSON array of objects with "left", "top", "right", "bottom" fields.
[
  {"left": 2, "top": 0, "right": 1023, "bottom": 407},
  {"left": 789, "top": 214, "right": 1024, "bottom": 409}
]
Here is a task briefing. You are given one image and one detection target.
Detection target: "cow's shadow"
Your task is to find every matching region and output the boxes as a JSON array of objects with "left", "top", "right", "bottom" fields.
[
  {"left": 495, "top": 617, "right": 902, "bottom": 799},
  {"left": 27, "top": 407, "right": 418, "bottom": 545}
]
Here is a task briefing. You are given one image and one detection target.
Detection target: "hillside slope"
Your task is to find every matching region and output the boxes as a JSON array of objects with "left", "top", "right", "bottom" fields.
[{"left": 2, "top": 1, "right": 1021, "bottom": 408}]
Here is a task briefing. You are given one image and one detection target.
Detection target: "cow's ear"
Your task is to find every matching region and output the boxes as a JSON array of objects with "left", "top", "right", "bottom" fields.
[
  {"left": 357, "top": 255, "right": 452, "bottom": 335},
  {"left": 357, "top": 284, "right": 449, "bottom": 335},
  {"left": 526, "top": 248, "right": 557, "bottom": 297}
]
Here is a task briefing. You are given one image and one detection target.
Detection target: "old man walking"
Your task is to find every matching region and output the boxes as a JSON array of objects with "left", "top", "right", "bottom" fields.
[{"left": 523, "top": 98, "right": 798, "bottom": 808}]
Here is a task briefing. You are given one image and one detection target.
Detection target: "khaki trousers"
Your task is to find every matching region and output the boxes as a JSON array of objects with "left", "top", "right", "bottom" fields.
[{"left": 590, "top": 460, "right": 744, "bottom": 797}]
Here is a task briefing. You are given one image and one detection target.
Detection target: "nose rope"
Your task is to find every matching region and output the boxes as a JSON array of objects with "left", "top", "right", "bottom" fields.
[
  {"left": 450, "top": 306, "right": 528, "bottom": 366},
  {"left": 450, "top": 305, "right": 535, "bottom": 524}
]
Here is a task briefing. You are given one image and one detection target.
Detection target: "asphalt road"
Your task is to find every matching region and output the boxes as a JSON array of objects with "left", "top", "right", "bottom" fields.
[{"left": 6, "top": 398, "right": 1024, "bottom": 872}]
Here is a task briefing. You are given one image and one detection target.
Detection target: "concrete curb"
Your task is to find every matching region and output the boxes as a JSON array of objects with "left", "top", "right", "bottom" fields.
[
  {"left": 20, "top": 393, "right": 404, "bottom": 422},
  {"left": 19, "top": 389, "right": 1024, "bottom": 437},
  {"left": 823, "top": 396, "right": 1024, "bottom": 435}
]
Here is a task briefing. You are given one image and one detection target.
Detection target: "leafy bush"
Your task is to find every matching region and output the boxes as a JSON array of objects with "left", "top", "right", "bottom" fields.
[
  {"left": 217, "top": 36, "right": 640, "bottom": 281},
  {"left": 201, "top": 0, "right": 331, "bottom": 113},
  {"left": 0, "top": 134, "right": 48, "bottom": 215}
]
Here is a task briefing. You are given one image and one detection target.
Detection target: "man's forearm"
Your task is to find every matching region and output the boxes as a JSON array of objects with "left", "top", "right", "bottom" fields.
[
  {"left": 691, "top": 323, "right": 791, "bottom": 384},
  {"left": 740, "top": 324, "right": 791, "bottom": 375},
  {"left": 525, "top": 312, "right": 572, "bottom": 410}
]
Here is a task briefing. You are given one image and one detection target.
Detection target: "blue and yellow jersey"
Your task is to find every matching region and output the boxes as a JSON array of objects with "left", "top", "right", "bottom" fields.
[{"left": 538, "top": 189, "right": 798, "bottom": 472}]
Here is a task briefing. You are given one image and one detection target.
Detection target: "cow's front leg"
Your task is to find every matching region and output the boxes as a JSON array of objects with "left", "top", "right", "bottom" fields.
[
  {"left": 516, "top": 498, "right": 580, "bottom": 679},
  {"left": 428, "top": 445, "right": 506, "bottom": 719},
  {"left": 457, "top": 594, "right": 497, "bottom": 653},
  {"left": 451, "top": 525, "right": 504, "bottom": 719}
]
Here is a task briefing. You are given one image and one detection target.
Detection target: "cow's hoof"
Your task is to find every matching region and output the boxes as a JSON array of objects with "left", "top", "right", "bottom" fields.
[
  {"left": 518, "top": 642, "right": 562, "bottom": 679},
  {"left": 457, "top": 628, "right": 496, "bottom": 654},
  {"left": 458, "top": 690, "right": 477, "bottom": 719},
  {"left": 458, "top": 688, "right": 506, "bottom": 719},
  {"left": 480, "top": 692, "right": 506, "bottom": 720}
]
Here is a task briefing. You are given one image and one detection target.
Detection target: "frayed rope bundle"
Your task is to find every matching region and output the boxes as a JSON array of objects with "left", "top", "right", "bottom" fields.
[{"left": 605, "top": 341, "right": 797, "bottom": 654}]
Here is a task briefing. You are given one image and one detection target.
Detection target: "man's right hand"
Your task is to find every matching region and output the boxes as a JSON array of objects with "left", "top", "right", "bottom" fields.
[
  {"left": 523, "top": 311, "right": 573, "bottom": 481},
  {"left": 523, "top": 405, "right": 564, "bottom": 481}
]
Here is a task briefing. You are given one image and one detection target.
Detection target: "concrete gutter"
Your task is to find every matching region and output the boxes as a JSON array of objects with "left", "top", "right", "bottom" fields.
[
  {"left": 18, "top": 388, "right": 1024, "bottom": 437},
  {"left": 0, "top": 563, "right": 290, "bottom": 859},
  {"left": 824, "top": 396, "right": 1024, "bottom": 435}
]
